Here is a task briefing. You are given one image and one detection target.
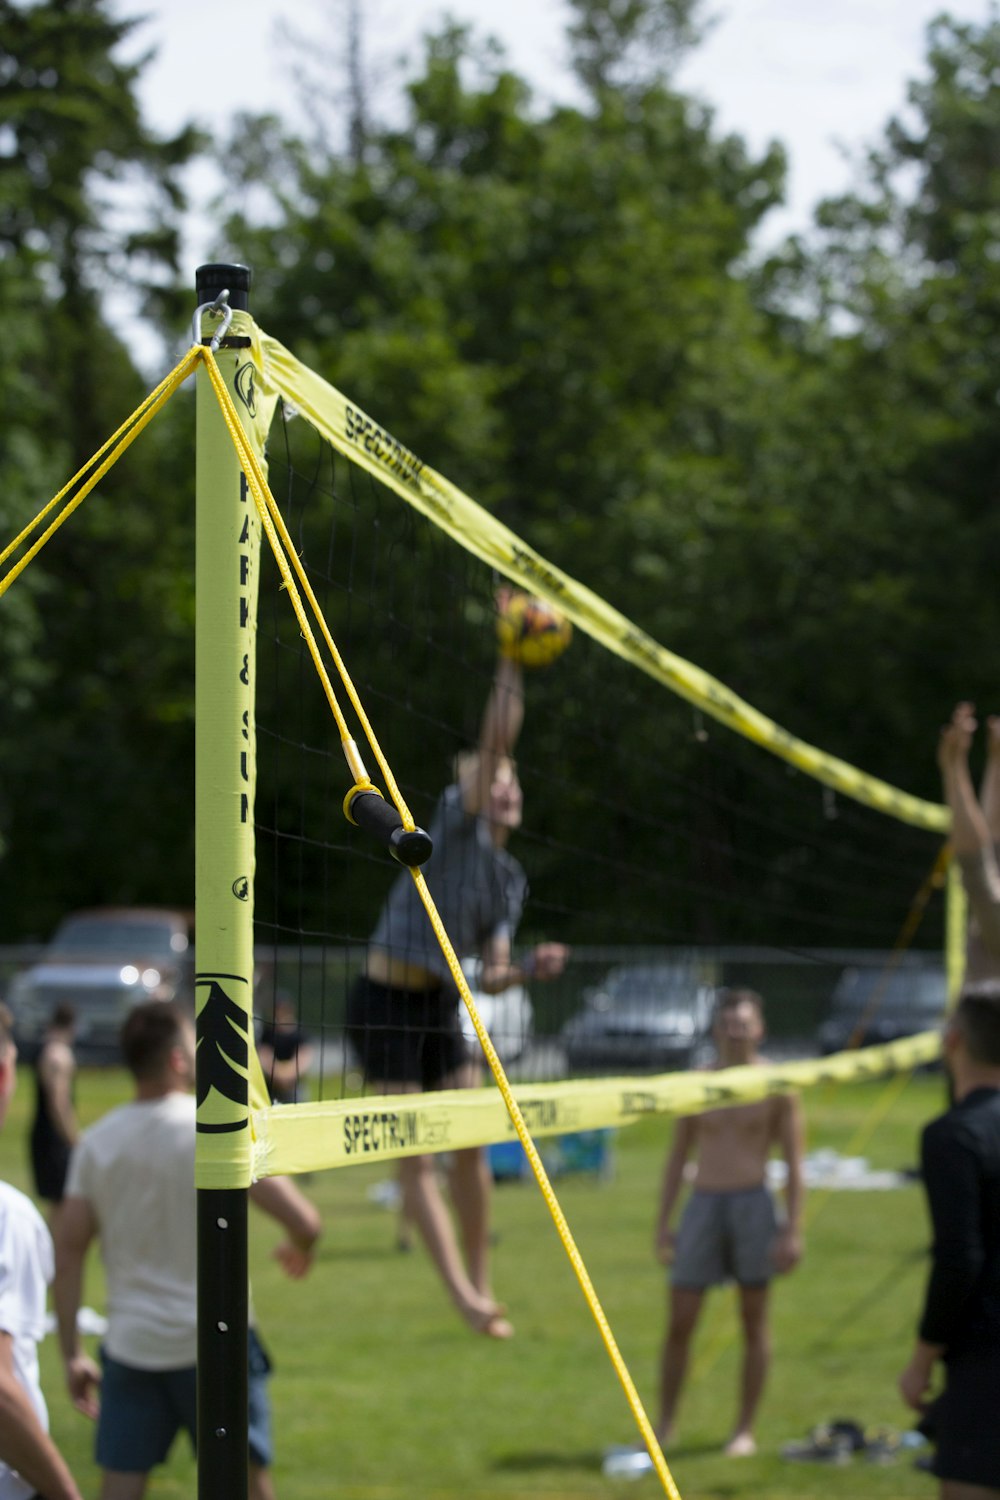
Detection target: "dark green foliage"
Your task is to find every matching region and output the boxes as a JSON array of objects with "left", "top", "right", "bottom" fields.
[
  {"left": 2, "top": 4, "right": 1000, "bottom": 952},
  {"left": 0, "top": 0, "right": 202, "bottom": 934}
]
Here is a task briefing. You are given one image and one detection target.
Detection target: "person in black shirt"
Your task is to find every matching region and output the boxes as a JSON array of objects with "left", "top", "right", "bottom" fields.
[{"left": 899, "top": 981, "right": 1000, "bottom": 1497}]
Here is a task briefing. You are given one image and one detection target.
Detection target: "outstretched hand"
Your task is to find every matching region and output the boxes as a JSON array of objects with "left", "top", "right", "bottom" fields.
[
  {"left": 273, "top": 1239, "right": 315, "bottom": 1280},
  {"left": 654, "top": 1225, "right": 676, "bottom": 1266},
  {"left": 898, "top": 1350, "right": 935, "bottom": 1413},
  {"left": 65, "top": 1352, "right": 101, "bottom": 1420},
  {"left": 938, "top": 700, "right": 977, "bottom": 773},
  {"left": 770, "top": 1226, "right": 803, "bottom": 1275},
  {"left": 530, "top": 943, "right": 569, "bottom": 981},
  {"left": 988, "top": 715, "right": 1000, "bottom": 759}
]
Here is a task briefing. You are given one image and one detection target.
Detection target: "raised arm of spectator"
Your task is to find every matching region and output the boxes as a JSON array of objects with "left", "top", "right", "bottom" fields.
[
  {"left": 980, "top": 713, "right": 1000, "bottom": 845},
  {"left": 939, "top": 702, "right": 994, "bottom": 856}
]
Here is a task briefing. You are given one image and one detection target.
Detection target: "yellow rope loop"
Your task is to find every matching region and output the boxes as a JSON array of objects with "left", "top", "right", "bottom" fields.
[{"left": 343, "top": 780, "right": 378, "bottom": 824}]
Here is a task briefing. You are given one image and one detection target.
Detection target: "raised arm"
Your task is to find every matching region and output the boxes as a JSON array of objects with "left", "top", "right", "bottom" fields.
[
  {"left": 939, "top": 702, "right": 992, "bottom": 856},
  {"left": 461, "top": 654, "right": 525, "bottom": 817},
  {"left": 940, "top": 704, "right": 1000, "bottom": 957},
  {"left": 980, "top": 714, "right": 1000, "bottom": 843}
]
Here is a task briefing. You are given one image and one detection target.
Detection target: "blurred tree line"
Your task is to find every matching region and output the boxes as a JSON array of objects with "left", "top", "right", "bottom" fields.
[{"left": 1, "top": 0, "right": 998, "bottom": 945}]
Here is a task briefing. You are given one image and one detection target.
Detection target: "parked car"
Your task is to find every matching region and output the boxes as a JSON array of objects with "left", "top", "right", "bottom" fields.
[
  {"left": 560, "top": 963, "right": 715, "bottom": 1073},
  {"left": 459, "top": 958, "right": 533, "bottom": 1066},
  {"left": 816, "top": 960, "right": 947, "bottom": 1054},
  {"left": 7, "top": 907, "right": 195, "bottom": 1062}
]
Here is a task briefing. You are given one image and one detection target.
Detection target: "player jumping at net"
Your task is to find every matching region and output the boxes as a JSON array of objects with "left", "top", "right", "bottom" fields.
[
  {"left": 939, "top": 701, "right": 1000, "bottom": 982},
  {"left": 653, "top": 987, "right": 804, "bottom": 1457},
  {"left": 346, "top": 590, "right": 570, "bottom": 1339}
]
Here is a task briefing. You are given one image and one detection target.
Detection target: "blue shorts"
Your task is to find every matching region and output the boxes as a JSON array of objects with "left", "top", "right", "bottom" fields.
[{"left": 96, "top": 1327, "right": 273, "bottom": 1472}]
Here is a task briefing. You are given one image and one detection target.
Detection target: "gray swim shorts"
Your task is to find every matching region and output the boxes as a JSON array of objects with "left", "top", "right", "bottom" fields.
[{"left": 671, "top": 1186, "right": 778, "bottom": 1288}]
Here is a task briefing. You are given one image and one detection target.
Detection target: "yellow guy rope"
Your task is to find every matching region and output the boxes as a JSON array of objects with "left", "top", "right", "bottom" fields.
[
  {"left": 0, "top": 347, "right": 201, "bottom": 598},
  {"left": 199, "top": 350, "right": 683, "bottom": 1500}
]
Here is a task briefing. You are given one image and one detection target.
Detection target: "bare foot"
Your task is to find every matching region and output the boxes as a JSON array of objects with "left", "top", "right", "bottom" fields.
[
  {"left": 463, "top": 1300, "right": 514, "bottom": 1339},
  {"left": 474, "top": 1309, "right": 514, "bottom": 1339},
  {"left": 724, "top": 1433, "right": 757, "bottom": 1457}
]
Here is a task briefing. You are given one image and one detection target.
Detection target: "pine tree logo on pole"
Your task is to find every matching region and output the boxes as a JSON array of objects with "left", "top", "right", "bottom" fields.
[
  {"left": 235, "top": 359, "right": 256, "bottom": 416},
  {"left": 196, "top": 973, "right": 251, "bottom": 1134}
]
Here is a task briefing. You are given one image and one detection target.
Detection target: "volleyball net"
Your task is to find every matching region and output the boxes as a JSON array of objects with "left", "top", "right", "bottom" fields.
[
  {"left": 0, "top": 280, "right": 965, "bottom": 1500},
  {"left": 242, "top": 319, "right": 955, "bottom": 1176},
  {"left": 0, "top": 300, "right": 961, "bottom": 1178}
]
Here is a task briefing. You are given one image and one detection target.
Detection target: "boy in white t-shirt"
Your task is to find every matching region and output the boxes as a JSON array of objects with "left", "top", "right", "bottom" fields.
[
  {"left": 0, "top": 1002, "right": 83, "bottom": 1500},
  {"left": 54, "top": 1002, "right": 320, "bottom": 1500}
]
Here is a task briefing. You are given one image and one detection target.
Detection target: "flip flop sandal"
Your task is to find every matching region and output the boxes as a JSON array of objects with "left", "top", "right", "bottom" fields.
[{"left": 780, "top": 1430, "right": 853, "bottom": 1465}]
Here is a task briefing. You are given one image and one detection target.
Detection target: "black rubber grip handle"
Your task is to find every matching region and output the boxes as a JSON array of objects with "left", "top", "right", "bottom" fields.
[{"left": 348, "top": 790, "right": 434, "bottom": 867}]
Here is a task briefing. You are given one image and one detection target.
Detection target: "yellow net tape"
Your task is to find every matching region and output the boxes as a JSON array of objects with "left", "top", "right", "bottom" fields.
[{"left": 250, "top": 1030, "right": 940, "bottom": 1173}]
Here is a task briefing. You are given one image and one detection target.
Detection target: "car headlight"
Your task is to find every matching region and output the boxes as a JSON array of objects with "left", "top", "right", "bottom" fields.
[
  {"left": 141, "top": 968, "right": 161, "bottom": 990},
  {"left": 120, "top": 965, "right": 140, "bottom": 986}
]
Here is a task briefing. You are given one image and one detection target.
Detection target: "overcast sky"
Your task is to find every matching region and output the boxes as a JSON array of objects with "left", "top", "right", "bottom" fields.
[{"left": 124, "top": 0, "right": 996, "bottom": 252}]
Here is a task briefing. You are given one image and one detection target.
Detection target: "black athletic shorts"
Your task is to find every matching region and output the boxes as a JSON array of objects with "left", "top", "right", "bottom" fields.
[
  {"left": 30, "top": 1137, "right": 71, "bottom": 1203},
  {"left": 931, "top": 1346, "right": 1000, "bottom": 1487},
  {"left": 345, "top": 975, "right": 470, "bottom": 1089}
]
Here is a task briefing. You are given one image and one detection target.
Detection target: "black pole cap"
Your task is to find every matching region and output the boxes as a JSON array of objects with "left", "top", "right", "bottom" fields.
[{"left": 196, "top": 263, "right": 251, "bottom": 311}]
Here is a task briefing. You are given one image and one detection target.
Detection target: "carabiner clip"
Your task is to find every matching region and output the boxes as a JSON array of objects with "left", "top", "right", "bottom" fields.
[{"left": 191, "top": 289, "right": 234, "bottom": 352}]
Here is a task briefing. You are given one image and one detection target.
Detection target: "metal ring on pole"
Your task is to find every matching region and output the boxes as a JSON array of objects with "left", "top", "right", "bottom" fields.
[{"left": 191, "top": 290, "right": 234, "bottom": 352}]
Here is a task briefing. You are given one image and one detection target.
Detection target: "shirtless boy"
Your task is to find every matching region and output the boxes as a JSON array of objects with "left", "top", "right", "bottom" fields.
[{"left": 653, "top": 988, "right": 804, "bottom": 1456}]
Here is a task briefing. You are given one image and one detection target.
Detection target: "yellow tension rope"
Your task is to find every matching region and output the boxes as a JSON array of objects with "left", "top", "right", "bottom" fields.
[{"left": 0, "top": 347, "right": 202, "bottom": 599}]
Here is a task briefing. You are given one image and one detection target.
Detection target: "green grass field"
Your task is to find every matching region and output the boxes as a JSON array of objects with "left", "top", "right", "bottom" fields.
[{"left": 6, "top": 1066, "right": 946, "bottom": 1499}]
